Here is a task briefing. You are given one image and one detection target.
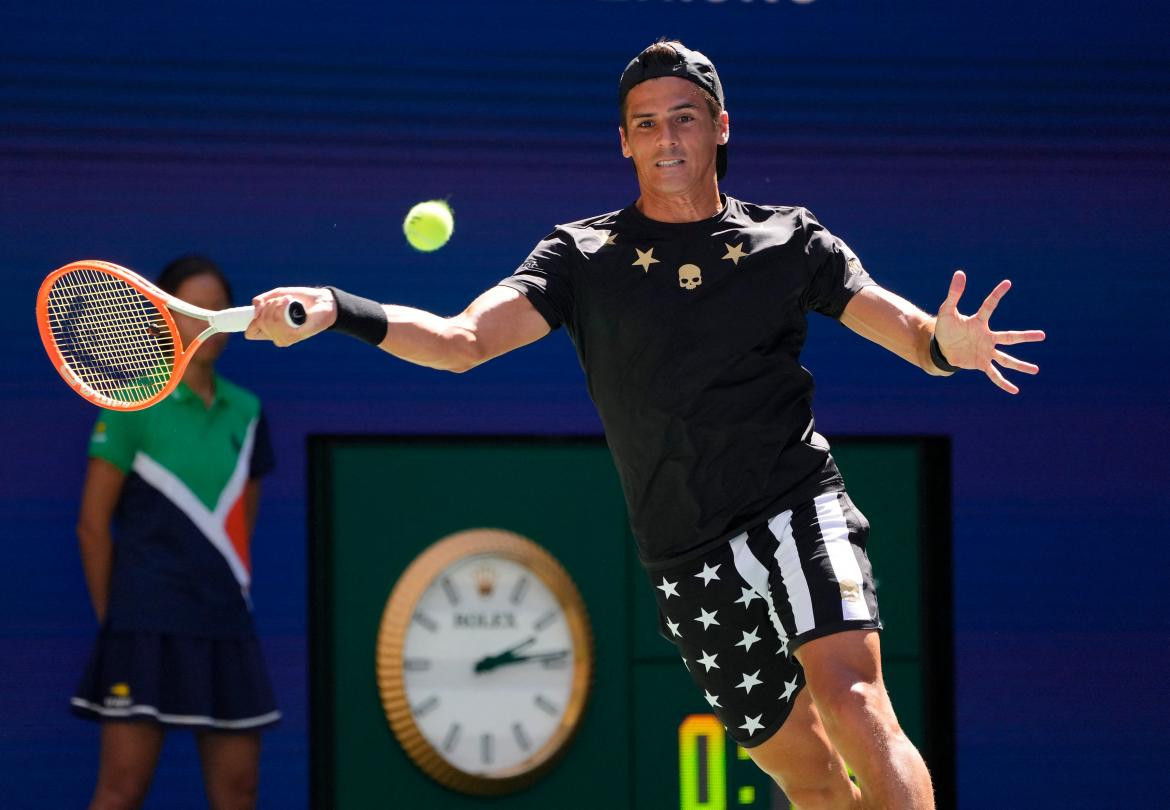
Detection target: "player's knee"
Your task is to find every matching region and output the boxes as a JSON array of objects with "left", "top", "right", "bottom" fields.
[
  {"left": 772, "top": 768, "right": 857, "bottom": 810},
  {"left": 782, "top": 783, "right": 850, "bottom": 810},
  {"left": 91, "top": 773, "right": 152, "bottom": 810},
  {"left": 206, "top": 770, "right": 259, "bottom": 810},
  {"left": 752, "top": 748, "right": 855, "bottom": 809},
  {"left": 811, "top": 676, "right": 897, "bottom": 737}
]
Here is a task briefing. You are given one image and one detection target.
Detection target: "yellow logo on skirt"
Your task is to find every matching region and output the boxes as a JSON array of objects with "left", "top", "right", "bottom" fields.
[{"left": 105, "top": 682, "right": 132, "bottom": 708}]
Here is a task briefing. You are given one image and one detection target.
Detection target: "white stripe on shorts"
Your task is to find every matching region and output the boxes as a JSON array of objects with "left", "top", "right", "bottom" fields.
[
  {"left": 728, "top": 527, "right": 789, "bottom": 643},
  {"left": 769, "top": 510, "right": 818, "bottom": 635},
  {"left": 814, "top": 492, "right": 873, "bottom": 622}
]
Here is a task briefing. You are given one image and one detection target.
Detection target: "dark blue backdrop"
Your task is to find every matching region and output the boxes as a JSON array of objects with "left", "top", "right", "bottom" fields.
[{"left": 3, "top": 1, "right": 1167, "bottom": 807}]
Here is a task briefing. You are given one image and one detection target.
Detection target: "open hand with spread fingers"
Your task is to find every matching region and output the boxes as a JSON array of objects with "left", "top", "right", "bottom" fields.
[{"left": 933, "top": 270, "right": 1046, "bottom": 395}]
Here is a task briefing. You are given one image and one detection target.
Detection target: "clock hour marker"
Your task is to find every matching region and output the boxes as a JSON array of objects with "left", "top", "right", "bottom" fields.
[
  {"left": 412, "top": 695, "right": 440, "bottom": 717},
  {"left": 411, "top": 692, "right": 439, "bottom": 716},
  {"left": 481, "top": 733, "right": 493, "bottom": 765},
  {"left": 534, "top": 695, "right": 559, "bottom": 716},
  {"left": 512, "top": 722, "right": 531, "bottom": 752},
  {"left": 442, "top": 723, "right": 461, "bottom": 753},
  {"left": 413, "top": 612, "right": 438, "bottom": 633},
  {"left": 533, "top": 610, "right": 558, "bottom": 632},
  {"left": 441, "top": 576, "right": 460, "bottom": 606},
  {"left": 403, "top": 657, "right": 431, "bottom": 671},
  {"left": 510, "top": 575, "right": 529, "bottom": 605}
]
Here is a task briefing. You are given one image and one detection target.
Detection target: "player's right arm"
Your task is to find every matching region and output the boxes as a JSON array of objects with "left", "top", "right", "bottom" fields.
[
  {"left": 245, "top": 285, "right": 550, "bottom": 372},
  {"left": 77, "top": 457, "right": 125, "bottom": 623}
]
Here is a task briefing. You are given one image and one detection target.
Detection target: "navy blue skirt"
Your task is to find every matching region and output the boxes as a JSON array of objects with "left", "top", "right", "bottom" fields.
[{"left": 71, "top": 630, "right": 280, "bottom": 731}]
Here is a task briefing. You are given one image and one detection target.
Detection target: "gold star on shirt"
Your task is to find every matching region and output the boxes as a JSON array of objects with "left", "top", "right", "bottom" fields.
[
  {"left": 632, "top": 247, "right": 660, "bottom": 273},
  {"left": 722, "top": 242, "right": 748, "bottom": 265},
  {"left": 593, "top": 229, "right": 618, "bottom": 248}
]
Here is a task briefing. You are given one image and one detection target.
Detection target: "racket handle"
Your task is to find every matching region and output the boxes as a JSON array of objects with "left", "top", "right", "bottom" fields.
[
  {"left": 207, "top": 302, "right": 305, "bottom": 333},
  {"left": 208, "top": 306, "right": 257, "bottom": 333},
  {"left": 286, "top": 301, "right": 307, "bottom": 328}
]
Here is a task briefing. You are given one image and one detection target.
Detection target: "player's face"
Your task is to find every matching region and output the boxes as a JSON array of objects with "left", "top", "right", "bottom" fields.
[
  {"left": 619, "top": 77, "right": 729, "bottom": 196},
  {"left": 174, "top": 272, "right": 231, "bottom": 365}
]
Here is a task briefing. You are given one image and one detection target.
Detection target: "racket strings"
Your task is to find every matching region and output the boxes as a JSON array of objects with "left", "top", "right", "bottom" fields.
[{"left": 45, "top": 269, "right": 177, "bottom": 405}]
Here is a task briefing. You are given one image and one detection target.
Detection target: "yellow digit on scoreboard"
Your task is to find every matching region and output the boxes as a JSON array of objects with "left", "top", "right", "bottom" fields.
[{"left": 679, "top": 714, "right": 727, "bottom": 810}]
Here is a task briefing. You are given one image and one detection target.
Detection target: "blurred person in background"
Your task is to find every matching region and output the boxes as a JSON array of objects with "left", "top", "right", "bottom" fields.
[{"left": 73, "top": 255, "right": 279, "bottom": 810}]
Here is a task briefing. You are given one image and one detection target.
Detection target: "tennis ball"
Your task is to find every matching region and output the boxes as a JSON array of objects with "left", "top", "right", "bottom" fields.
[{"left": 403, "top": 200, "right": 454, "bottom": 252}]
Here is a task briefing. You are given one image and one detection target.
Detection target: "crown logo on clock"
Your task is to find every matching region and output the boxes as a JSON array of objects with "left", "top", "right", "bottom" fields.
[{"left": 474, "top": 563, "right": 497, "bottom": 597}]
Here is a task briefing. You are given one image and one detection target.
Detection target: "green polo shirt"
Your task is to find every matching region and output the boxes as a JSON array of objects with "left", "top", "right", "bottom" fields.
[{"left": 89, "top": 374, "right": 275, "bottom": 637}]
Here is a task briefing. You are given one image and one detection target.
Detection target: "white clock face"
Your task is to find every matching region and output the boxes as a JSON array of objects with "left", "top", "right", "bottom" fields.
[{"left": 401, "top": 553, "right": 576, "bottom": 776}]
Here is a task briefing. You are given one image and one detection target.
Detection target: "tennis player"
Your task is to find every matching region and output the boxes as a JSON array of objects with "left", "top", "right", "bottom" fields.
[{"left": 247, "top": 40, "right": 1043, "bottom": 809}]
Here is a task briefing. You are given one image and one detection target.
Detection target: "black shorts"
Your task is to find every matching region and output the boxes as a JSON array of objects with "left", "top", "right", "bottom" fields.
[{"left": 647, "top": 491, "right": 881, "bottom": 747}]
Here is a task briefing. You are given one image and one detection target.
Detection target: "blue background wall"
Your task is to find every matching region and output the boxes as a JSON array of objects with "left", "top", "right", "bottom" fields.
[{"left": 2, "top": 1, "right": 1167, "bottom": 807}]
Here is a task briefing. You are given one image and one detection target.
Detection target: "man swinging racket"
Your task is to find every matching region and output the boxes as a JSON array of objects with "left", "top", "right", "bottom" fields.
[{"left": 247, "top": 40, "right": 1044, "bottom": 809}]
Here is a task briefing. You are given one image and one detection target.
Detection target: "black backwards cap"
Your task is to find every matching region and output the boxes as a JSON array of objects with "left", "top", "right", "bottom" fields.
[{"left": 618, "top": 41, "right": 727, "bottom": 179}]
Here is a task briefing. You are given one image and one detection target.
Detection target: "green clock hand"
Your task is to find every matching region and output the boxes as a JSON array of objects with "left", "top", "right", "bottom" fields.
[
  {"left": 473, "top": 636, "right": 536, "bottom": 674},
  {"left": 477, "top": 649, "right": 570, "bottom": 673},
  {"left": 508, "top": 650, "right": 569, "bottom": 666}
]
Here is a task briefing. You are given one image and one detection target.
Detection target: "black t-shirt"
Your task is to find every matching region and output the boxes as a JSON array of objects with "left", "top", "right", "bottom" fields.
[{"left": 499, "top": 195, "right": 874, "bottom": 566}]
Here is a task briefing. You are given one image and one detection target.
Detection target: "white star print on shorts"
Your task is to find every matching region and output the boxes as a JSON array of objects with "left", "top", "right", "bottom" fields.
[{"left": 646, "top": 491, "right": 882, "bottom": 746}]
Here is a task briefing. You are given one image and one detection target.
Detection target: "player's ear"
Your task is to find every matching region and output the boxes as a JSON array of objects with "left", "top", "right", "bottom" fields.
[
  {"left": 619, "top": 125, "right": 632, "bottom": 158},
  {"left": 719, "top": 110, "right": 730, "bottom": 145}
]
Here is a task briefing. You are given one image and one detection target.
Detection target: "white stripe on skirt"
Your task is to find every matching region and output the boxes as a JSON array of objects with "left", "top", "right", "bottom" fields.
[{"left": 71, "top": 697, "right": 281, "bottom": 729}]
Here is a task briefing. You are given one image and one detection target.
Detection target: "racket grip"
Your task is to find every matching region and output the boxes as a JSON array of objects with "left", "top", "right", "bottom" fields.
[
  {"left": 286, "top": 301, "right": 307, "bottom": 328},
  {"left": 207, "top": 306, "right": 257, "bottom": 333}
]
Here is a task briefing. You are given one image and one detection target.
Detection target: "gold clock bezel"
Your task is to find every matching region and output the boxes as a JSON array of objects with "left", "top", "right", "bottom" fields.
[{"left": 375, "top": 528, "right": 594, "bottom": 796}]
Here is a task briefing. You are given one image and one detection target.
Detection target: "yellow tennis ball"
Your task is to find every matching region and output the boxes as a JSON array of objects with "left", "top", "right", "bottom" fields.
[{"left": 403, "top": 200, "right": 454, "bottom": 252}]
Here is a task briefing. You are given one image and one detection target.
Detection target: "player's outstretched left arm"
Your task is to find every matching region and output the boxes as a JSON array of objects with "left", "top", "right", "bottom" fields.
[{"left": 840, "top": 270, "right": 1045, "bottom": 394}]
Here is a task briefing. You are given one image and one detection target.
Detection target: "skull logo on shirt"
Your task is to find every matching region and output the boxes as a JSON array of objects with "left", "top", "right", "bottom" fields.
[{"left": 678, "top": 264, "right": 702, "bottom": 290}]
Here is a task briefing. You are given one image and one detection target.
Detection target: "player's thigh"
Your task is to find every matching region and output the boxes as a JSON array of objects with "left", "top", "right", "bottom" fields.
[
  {"left": 795, "top": 628, "right": 889, "bottom": 716},
  {"left": 746, "top": 687, "right": 854, "bottom": 796},
  {"left": 94, "top": 721, "right": 165, "bottom": 802},
  {"left": 795, "top": 628, "right": 910, "bottom": 768}
]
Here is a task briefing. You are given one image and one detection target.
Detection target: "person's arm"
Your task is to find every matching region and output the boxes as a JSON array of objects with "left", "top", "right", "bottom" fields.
[
  {"left": 841, "top": 270, "right": 1045, "bottom": 394},
  {"left": 245, "top": 285, "right": 550, "bottom": 373},
  {"left": 839, "top": 284, "right": 941, "bottom": 374},
  {"left": 77, "top": 457, "right": 126, "bottom": 623}
]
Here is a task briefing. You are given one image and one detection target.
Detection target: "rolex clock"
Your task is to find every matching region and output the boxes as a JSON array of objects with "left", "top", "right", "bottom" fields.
[{"left": 376, "top": 528, "right": 594, "bottom": 795}]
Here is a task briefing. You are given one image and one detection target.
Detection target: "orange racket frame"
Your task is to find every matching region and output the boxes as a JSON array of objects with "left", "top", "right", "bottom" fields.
[{"left": 36, "top": 259, "right": 282, "bottom": 411}]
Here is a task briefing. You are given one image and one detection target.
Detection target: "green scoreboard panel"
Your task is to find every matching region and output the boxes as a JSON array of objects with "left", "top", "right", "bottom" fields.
[{"left": 309, "top": 436, "right": 953, "bottom": 809}]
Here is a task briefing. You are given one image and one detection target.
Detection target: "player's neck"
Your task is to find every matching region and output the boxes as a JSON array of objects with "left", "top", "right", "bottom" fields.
[
  {"left": 635, "top": 183, "right": 722, "bottom": 224},
  {"left": 183, "top": 363, "right": 216, "bottom": 408}
]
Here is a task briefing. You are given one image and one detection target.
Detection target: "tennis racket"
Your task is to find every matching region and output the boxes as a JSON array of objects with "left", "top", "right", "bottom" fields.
[{"left": 36, "top": 259, "right": 305, "bottom": 411}]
